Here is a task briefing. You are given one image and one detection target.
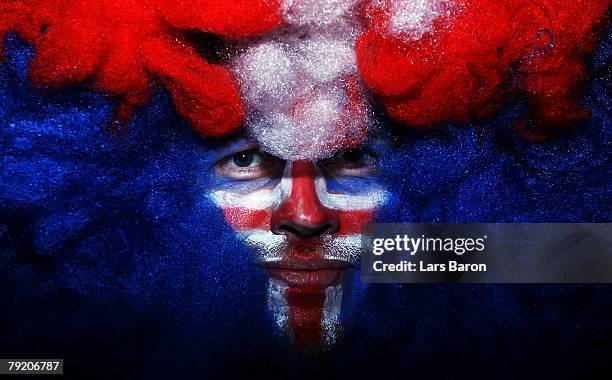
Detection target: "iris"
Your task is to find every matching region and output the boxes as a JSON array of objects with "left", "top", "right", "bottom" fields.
[{"left": 232, "top": 151, "right": 255, "bottom": 167}]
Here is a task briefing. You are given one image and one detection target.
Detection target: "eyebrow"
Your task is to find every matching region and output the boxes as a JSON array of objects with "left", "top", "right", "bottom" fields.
[
  {"left": 200, "top": 127, "right": 394, "bottom": 166},
  {"left": 201, "top": 135, "right": 258, "bottom": 164}
]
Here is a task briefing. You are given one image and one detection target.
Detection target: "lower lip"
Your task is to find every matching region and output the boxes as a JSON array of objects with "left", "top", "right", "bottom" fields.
[{"left": 266, "top": 268, "right": 346, "bottom": 287}]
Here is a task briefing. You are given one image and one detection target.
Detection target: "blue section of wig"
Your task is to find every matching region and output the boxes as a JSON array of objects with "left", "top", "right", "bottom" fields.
[
  {"left": 1, "top": 30, "right": 611, "bottom": 378},
  {"left": 340, "top": 27, "right": 612, "bottom": 378},
  {"left": 0, "top": 34, "right": 281, "bottom": 378}
]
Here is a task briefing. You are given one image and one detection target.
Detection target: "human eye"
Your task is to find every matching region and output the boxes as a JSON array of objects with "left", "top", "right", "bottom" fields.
[
  {"left": 319, "top": 147, "right": 377, "bottom": 177},
  {"left": 215, "top": 148, "right": 285, "bottom": 180}
]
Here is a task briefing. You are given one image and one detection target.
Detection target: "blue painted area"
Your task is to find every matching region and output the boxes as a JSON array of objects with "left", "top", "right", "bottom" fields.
[{"left": 0, "top": 30, "right": 611, "bottom": 378}]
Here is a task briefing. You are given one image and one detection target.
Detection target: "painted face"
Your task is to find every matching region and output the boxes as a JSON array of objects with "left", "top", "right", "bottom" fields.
[
  {"left": 207, "top": 135, "right": 388, "bottom": 349},
  {"left": 205, "top": 0, "right": 391, "bottom": 350}
]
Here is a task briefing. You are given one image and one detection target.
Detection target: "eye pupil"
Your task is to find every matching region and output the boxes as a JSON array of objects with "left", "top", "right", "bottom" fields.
[
  {"left": 233, "top": 152, "right": 254, "bottom": 167},
  {"left": 342, "top": 149, "right": 363, "bottom": 163}
]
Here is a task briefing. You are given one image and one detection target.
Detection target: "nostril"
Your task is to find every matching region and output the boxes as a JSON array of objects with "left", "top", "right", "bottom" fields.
[
  {"left": 276, "top": 222, "right": 302, "bottom": 237},
  {"left": 317, "top": 220, "right": 339, "bottom": 236},
  {"left": 274, "top": 220, "right": 339, "bottom": 239},
  {"left": 308, "top": 222, "right": 336, "bottom": 237}
]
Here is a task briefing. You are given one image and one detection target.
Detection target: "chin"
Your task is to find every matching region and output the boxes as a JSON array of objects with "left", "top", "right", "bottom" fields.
[{"left": 248, "top": 236, "right": 362, "bottom": 351}]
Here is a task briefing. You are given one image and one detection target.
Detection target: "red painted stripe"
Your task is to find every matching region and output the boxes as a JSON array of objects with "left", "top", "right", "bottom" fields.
[
  {"left": 337, "top": 209, "right": 374, "bottom": 235},
  {"left": 222, "top": 208, "right": 271, "bottom": 230},
  {"left": 287, "top": 161, "right": 332, "bottom": 227},
  {"left": 286, "top": 284, "right": 325, "bottom": 350},
  {"left": 222, "top": 208, "right": 374, "bottom": 235}
]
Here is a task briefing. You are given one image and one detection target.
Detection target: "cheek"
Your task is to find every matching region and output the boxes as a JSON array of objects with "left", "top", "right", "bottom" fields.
[
  {"left": 222, "top": 208, "right": 272, "bottom": 231},
  {"left": 207, "top": 177, "right": 282, "bottom": 232},
  {"left": 209, "top": 186, "right": 387, "bottom": 264},
  {"left": 216, "top": 196, "right": 381, "bottom": 242},
  {"left": 336, "top": 210, "right": 375, "bottom": 235},
  {"left": 208, "top": 173, "right": 389, "bottom": 240}
]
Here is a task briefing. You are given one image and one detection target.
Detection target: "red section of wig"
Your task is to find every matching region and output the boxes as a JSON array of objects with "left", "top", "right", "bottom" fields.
[
  {"left": 141, "top": 38, "right": 245, "bottom": 137},
  {"left": 158, "top": 0, "right": 283, "bottom": 38},
  {"left": 1, "top": 0, "right": 609, "bottom": 138},
  {"left": 0, "top": 0, "right": 282, "bottom": 136},
  {"left": 357, "top": 0, "right": 609, "bottom": 133}
]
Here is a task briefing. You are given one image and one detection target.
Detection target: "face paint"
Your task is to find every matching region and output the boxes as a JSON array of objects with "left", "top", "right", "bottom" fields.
[
  {"left": 210, "top": 149, "right": 387, "bottom": 349},
  {"left": 205, "top": 0, "right": 389, "bottom": 350}
]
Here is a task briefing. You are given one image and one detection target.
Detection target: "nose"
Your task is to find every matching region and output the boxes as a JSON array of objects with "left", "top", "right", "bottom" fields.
[{"left": 271, "top": 161, "right": 339, "bottom": 239}]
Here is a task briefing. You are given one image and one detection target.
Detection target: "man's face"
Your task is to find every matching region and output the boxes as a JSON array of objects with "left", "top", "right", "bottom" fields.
[
  {"left": 201, "top": 0, "right": 390, "bottom": 349},
  {"left": 206, "top": 135, "right": 387, "bottom": 349}
]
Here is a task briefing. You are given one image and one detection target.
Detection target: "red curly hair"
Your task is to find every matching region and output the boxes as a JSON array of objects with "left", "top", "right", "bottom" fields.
[{"left": 0, "top": 0, "right": 608, "bottom": 138}]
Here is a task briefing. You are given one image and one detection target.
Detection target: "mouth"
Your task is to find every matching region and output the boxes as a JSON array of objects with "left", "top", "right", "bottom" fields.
[{"left": 259, "top": 259, "right": 352, "bottom": 287}]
